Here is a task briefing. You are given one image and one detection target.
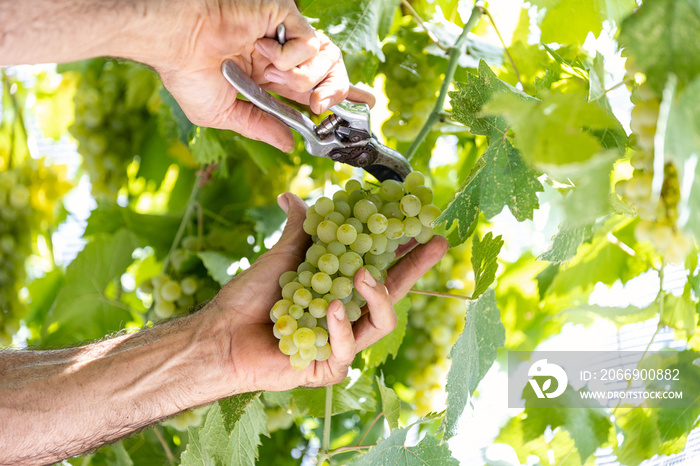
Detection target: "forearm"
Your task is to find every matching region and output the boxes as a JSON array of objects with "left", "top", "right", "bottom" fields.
[
  {"left": 0, "top": 310, "right": 232, "bottom": 465},
  {"left": 0, "top": 0, "right": 191, "bottom": 67}
]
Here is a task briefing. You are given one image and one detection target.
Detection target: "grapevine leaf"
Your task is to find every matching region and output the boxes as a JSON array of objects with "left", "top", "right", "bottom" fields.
[
  {"left": 197, "top": 251, "right": 236, "bottom": 286},
  {"left": 246, "top": 203, "right": 287, "bottom": 237},
  {"left": 237, "top": 138, "right": 289, "bottom": 175},
  {"left": 539, "top": 223, "right": 595, "bottom": 263},
  {"left": 190, "top": 127, "right": 226, "bottom": 165},
  {"left": 362, "top": 298, "right": 409, "bottom": 368},
  {"left": 484, "top": 91, "right": 620, "bottom": 165},
  {"left": 25, "top": 269, "right": 65, "bottom": 326},
  {"left": 495, "top": 414, "right": 581, "bottom": 466},
  {"left": 219, "top": 392, "right": 262, "bottom": 433},
  {"left": 562, "top": 301, "right": 658, "bottom": 327},
  {"left": 349, "top": 427, "right": 459, "bottom": 465},
  {"left": 660, "top": 291, "right": 696, "bottom": 335},
  {"left": 302, "top": 0, "right": 398, "bottom": 59},
  {"left": 619, "top": 0, "right": 700, "bottom": 93},
  {"left": 533, "top": 0, "right": 635, "bottom": 46},
  {"left": 449, "top": 60, "right": 535, "bottom": 136},
  {"left": 664, "top": 77, "right": 700, "bottom": 241},
  {"left": 522, "top": 387, "right": 611, "bottom": 462},
  {"left": 224, "top": 398, "right": 268, "bottom": 466},
  {"left": 181, "top": 405, "right": 229, "bottom": 465},
  {"left": 45, "top": 229, "right": 139, "bottom": 344},
  {"left": 111, "top": 442, "right": 134, "bottom": 466},
  {"left": 376, "top": 375, "right": 400, "bottom": 430},
  {"left": 614, "top": 408, "right": 687, "bottom": 465},
  {"left": 434, "top": 160, "right": 482, "bottom": 244},
  {"left": 471, "top": 232, "right": 504, "bottom": 298},
  {"left": 159, "top": 87, "right": 195, "bottom": 145},
  {"left": 290, "top": 373, "right": 376, "bottom": 417},
  {"left": 443, "top": 290, "right": 504, "bottom": 439}
]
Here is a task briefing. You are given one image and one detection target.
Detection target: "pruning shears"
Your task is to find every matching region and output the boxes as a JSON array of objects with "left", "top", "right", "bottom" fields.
[{"left": 220, "top": 25, "right": 412, "bottom": 182}]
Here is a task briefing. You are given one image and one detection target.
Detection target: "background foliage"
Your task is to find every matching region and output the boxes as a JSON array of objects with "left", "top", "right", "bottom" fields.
[{"left": 2, "top": 0, "right": 700, "bottom": 464}]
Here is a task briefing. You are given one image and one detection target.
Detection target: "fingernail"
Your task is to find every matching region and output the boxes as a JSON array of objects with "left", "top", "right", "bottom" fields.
[
  {"left": 363, "top": 268, "right": 376, "bottom": 287},
  {"left": 277, "top": 193, "right": 289, "bottom": 213},
  {"left": 332, "top": 302, "right": 345, "bottom": 321},
  {"left": 254, "top": 41, "right": 270, "bottom": 59},
  {"left": 266, "top": 70, "right": 285, "bottom": 84},
  {"left": 317, "top": 98, "right": 331, "bottom": 113}
]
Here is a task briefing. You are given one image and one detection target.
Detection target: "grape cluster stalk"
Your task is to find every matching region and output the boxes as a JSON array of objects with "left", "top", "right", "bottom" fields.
[
  {"left": 615, "top": 80, "right": 691, "bottom": 263},
  {"left": 270, "top": 172, "right": 442, "bottom": 370}
]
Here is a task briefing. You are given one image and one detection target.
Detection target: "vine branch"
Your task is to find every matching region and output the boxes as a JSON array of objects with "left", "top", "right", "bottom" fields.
[
  {"left": 400, "top": 0, "right": 448, "bottom": 51},
  {"left": 161, "top": 174, "right": 203, "bottom": 273},
  {"left": 357, "top": 412, "right": 384, "bottom": 446},
  {"left": 482, "top": 8, "right": 522, "bottom": 87},
  {"left": 321, "top": 386, "right": 333, "bottom": 461},
  {"left": 409, "top": 289, "right": 473, "bottom": 300},
  {"left": 405, "top": 4, "right": 484, "bottom": 161},
  {"left": 153, "top": 426, "right": 175, "bottom": 465}
]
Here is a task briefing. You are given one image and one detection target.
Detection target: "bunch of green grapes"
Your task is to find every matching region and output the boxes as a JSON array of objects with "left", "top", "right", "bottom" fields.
[
  {"left": 270, "top": 172, "right": 442, "bottom": 370},
  {"left": 162, "top": 406, "right": 209, "bottom": 431},
  {"left": 380, "top": 41, "right": 443, "bottom": 142},
  {"left": 139, "top": 273, "right": 200, "bottom": 319},
  {"left": 615, "top": 81, "right": 692, "bottom": 263},
  {"left": 70, "top": 59, "right": 158, "bottom": 198},
  {"left": 403, "top": 253, "right": 469, "bottom": 414}
]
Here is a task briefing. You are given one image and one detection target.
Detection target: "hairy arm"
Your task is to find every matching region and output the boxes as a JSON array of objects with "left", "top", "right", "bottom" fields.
[{"left": 0, "top": 312, "right": 232, "bottom": 465}]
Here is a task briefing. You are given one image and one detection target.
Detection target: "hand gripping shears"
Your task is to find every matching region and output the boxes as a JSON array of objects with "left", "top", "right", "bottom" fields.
[{"left": 220, "top": 26, "right": 412, "bottom": 182}]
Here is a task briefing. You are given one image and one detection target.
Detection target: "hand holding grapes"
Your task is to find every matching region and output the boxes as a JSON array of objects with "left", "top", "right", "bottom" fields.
[{"left": 200, "top": 192, "right": 449, "bottom": 393}]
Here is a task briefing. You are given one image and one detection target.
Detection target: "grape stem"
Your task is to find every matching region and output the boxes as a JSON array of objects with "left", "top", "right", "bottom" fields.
[
  {"left": 482, "top": 8, "right": 522, "bottom": 87},
  {"left": 399, "top": 0, "right": 449, "bottom": 52},
  {"left": 328, "top": 444, "right": 376, "bottom": 457},
  {"left": 357, "top": 412, "right": 384, "bottom": 446},
  {"left": 405, "top": 3, "right": 484, "bottom": 162},
  {"left": 153, "top": 426, "right": 175, "bottom": 465},
  {"left": 409, "top": 289, "right": 473, "bottom": 300},
  {"left": 322, "top": 386, "right": 333, "bottom": 457},
  {"left": 161, "top": 173, "right": 203, "bottom": 273}
]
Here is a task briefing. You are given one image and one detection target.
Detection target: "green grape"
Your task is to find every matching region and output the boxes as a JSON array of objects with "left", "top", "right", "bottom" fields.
[
  {"left": 314, "top": 327, "right": 329, "bottom": 346},
  {"left": 415, "top": 225, "right": 434, "bottom": 244},
  {"left": 345, "top": 217, "right": 364, "bottom": 234},
  {"left": 350, "top": 233, "right": 373, "bottom": 254},
  {"left": 177, "top": 295, "right": 195, "bottom": 310},
  {"left": 289, "top": 304, "right": 304, "bottom": 320},
  {"left": 333, "top": 190, "right": 349, "bottom": 202},
  {"left": 315, "top": 343, "right": 332, "bottom": 361},
  {"left": 385, "top": 218, "right": 405, "bottom": 239},
  {"left": 419, "top": 204, "right": 441, "bottom": 227},
  {"left": 305, "top": 244, "right": 327, "bottom": 267},
  {"left": 276, "top": 315, "right": 298, "bottom": 336},
  {"left": 309, "top": 298, "right": 329, "bottom": 318},
  {"left": 160, "top": 280, "right": 182, "bottom": 302},
  {"left": 180, "top": 277, "right": 198, "bottom": 295},
  {"left": 367, "top": 194, "right": 383, "bottom": 209},
  {"left": 279, "top": 335, "right": 298, "bottom": 355},
  {"left": 400, "top": 194, "right": 422, "bottom": 217},
  {"left": 367, "top": 213, "right": 388, "bottom": 234},
  {"left": 272, "top": 299, "right": 293, "bottom": 317},
  {"left": 311, "top": 272, "right": 333, "bottom": 294},
  {"left": 327, "top": 241, "right": 347, "bottom": 256},
  {"left": 298, "top": 312, "right": 318, "bottom": 329},
  {"left": 345, "top": 179, "right": 362, "bottom": 193},
  {"left": 334, "top": 201, "right": 351, "bottom": 218},
  {"left": 282, "top": 281, "right": 304, "bottom": 300},
  {"left": 339, "top": 251, "right": 363, "bottom": 277},
  {"left": 297, "top": 261, "right": 315, "bottom": 274},
  {"left": 380, "top": 202, "right": 402, "bottom": 219},
  {"left": 315, "top": 197, "right": 335, "bottom": 217},
  {"left": 317, "top": 220, "right": 338, "bottom": 243},
  {"left": 345, "top": 300, "right": 362, "bottom": 322},
  {"left": 365, "top": 252, "right": 388, "bottom": 270},
  {"left": 290, "top": 352, "right": 311, "bottom": 370},
  {"left": 324, "top": 211, "right": 345, "bottom": 225},
  {"left": 154, "top": 300, "right": 175, "bottom": 318},
  {"left": 299, "top": 345, "right": 318, "bottom": 361},
  {"left": 404, "top": 171, "right": 425, "bottom": 193},
  {"left": 331, "top": 277, "right": 353, "bottom": 299},
  {"left": 298, "top": 270, "right": 314, "bottom": 287},
  {"left": 317, "top": 253, "right": 340, "bottom": 275},
  {"left": 303, "top": 213, "right": 323, "bottom": 235},
  {"left": 404, "top": 217, "right": 423, "bottom": 237},
  {"left": 348, "top": 189, "right": 366, "bottom": 207},
  {"left": 370, "top": 233, "right": 388, "bottom": 254},
  {"left": 411, "top": 185, "right": 433, "bottom": 205},
  {"left": 380, "top": 180, "right": 404, "bottom": 202},
  {"left": 337, "top": 223, "right": 358, "bottom": 245},
  {"left": 278, "top": 271, "right": 298, "bottom": 288},
  {"left": 353, "top": 199, "right": 378, "bottom": 222},
  {"left": 293, "top": 288, "right": 313, "bottom": 308},
  {"left": 293, "top": 327, "right": 316, "bottom": 349},
  {"left": 317, "top": 316, "right": 329, "bottom": 330}
]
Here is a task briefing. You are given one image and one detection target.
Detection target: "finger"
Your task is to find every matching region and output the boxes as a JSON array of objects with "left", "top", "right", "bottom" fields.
[
  {"left": 309, "top": 62, "right": 350, "bottom": 114},
  {"left": 347, "top": 85, "right": 377, "bottom": 108},
  {"left": 222, "top": 99, "right": 295, "bottom": 152},
  {"left": 263, "top": 34, "right": 342, "bottom": 94},
  {"left": 394, "top": 238, "right": 418, "bottom": 259},
  {"left": 384, "top": 236, "right": 449, "bottom": 302},
  {"left": 351, "top": 268, "right": 398, "bottom": 351},
  {"left": 270, "top": 193, "right": 311, "bottom": 256},
  {"left": 254, "top": 17, "right": 320, "bottom": 71},
  {"left": 325, "top": 300, "right": 357, "bottom": 372}
]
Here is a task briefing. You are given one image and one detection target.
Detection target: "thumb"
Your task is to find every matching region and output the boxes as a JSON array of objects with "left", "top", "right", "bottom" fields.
[
  {"left": 224, "top": 99, "right": 295, "bottom": 152},
  {"left": 272, "top": 193, "right": 311, "bottom": 255}
]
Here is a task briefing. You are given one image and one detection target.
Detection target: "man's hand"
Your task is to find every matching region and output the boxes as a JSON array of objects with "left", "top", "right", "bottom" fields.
[
  {"left": 151, "top": 0, "right": 374, "bottom": 152},
  {"left": 200, "top": 193, "right": 449, "bottom": 396}
]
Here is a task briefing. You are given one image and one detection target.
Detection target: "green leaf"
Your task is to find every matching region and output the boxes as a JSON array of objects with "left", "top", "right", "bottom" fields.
[
  {"left": 522, "top": 386, "right": 612, "bottom": 462},
  {"left": 533, "top": 0, "right": 636, "bottom": 46},
  {"left": 614, "top": 407, "right": 688, "bottom": 465},
  {"left": 159, "top": 87, "right": 195, "bottom": 145},
  {"left": 376, "top": 375, "right": 400, "bottom": 430},
  {"left": 237, "top": 138, "right": 288, "bottom": 175},
  {"left": 471, "top": 232, "right": 504, "bottom": 298},
  {"left": 111, "top": 442, "right": 134, "bottom": 466},
  {"left": 224, "top": 397, "right": 268, "bottom": 465},
  {"left": 45, "top": 229, "right": 139, "bottom": 344},
  {"left": 443, "top": 290, "right": 505, "bottom": 439},
  {"left": 362, "top": 298, "right": 409, "bottom": 368},
  {"left": 25, "top": 269, "right": 65, "bottom": 326},
  {"left": 302, "top": 0, "right": 398, "bottom": 59},
  {"left": 539, "top": 223, "right": 595, "bottom": 263},
  {"left": 562, "top": 301, "right": 659, "bottom": 327},
  {"left": 219, "top": 392, "right": 262, "bottom": 433},
  {"left": 349, "top": 427, "right": 459, "bottom": 465},
  {"left": 619, "top": 0, "right": 700, "bottom": 93},
  {"left": 190, "top": 127, "right": 226, "bottom": 165},
  {"left": 198, "top": 251, "right": 236, "bottom": 286},
  {"left": 246, "top": 203, "right": 287, "bottom": 237},
  {"left": 660, "top": 290, "right": 696, "bottom": 334},
  {"left": 290, "top": 373, "right": 376, "bottom": 416},
  {"left": 182, "top": 405, "right": 229, "bottom": 465},
  {"left": 484, "top": 90, "right": 619, "bottom": 165}
]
